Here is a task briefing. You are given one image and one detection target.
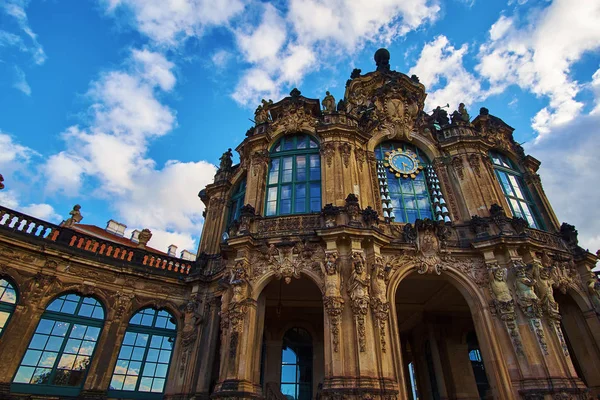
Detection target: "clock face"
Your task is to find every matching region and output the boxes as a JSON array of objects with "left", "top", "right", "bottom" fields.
[{"left": 384, "top": 149, "right": 423, "bottom": 179}]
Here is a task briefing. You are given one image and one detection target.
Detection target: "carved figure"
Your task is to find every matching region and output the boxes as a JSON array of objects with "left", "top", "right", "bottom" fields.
[
  {"left": 348, "top": 252, "right": 370, "bottom": 307},
  {"left": 63, "top": 204, "right": 83, "bottom": 227},
  {"left": 137, "top": 228, "right": 152, "bottom": 247},
  {"left": 370, "top": 257, "right": 389, "bottom": 305},
  {"left": 458, "top": 103, "right": 470, "bottom": 122},
  {"left": 254, "top": 99, "right": 272, "bottom": 124},
  {"left": 588, "top": 275, "right": 600, "bottom": 314},
  {"left": 532, "top": 261, "right": 559, "bottom": 317},
  {"left": 431, "top": 106, "right": 449, "bottom": 126},
  {"left": 0, "top": 173, "right": 4, "bottom": 190},
  {"left": 229, "top": 261, "right": 250, "bottom": 304},
  {"left": 321, "top": 252, "right": 341, "bottom": 298},
  {"left": 489, "top": 267, "right": 513, "bottom": 303},
  {"left": 218, "top": 148, "right": 233, "bottom": 172},
  {"left": 514, "top": 263, "right": 541, "bottom": 317},
  {"left": 322, "top": 91, "right": 335, "bottom": 113}
]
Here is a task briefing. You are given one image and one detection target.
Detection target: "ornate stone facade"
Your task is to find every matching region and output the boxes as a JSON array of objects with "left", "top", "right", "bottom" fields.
[{"left": 0, "top": 49, "right": 599, "bottom": 400}]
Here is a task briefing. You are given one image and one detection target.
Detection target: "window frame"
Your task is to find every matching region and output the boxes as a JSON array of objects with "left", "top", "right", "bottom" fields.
[
  {"left": 227, "top": 176, "right": 247, "bottom": 228},
  {"left": 107, "top": 308, "right": 177, "bottom": 400},
  {"left": 11, "top": 293, "right": 105, "bottom": 397},
  {"left": 280, "top": 327, "right": 312, "bottom": 400},
  {"left": 489, "top": 151, "right": 543, "bottom": 230},
  {"left": 375, "top": 141, "right": 435, "bottom": 223},
  {"left": 0, "top": 277, "right": 17, "bottom": 338},
  {"left": 265, "top": 134, "right": 321, "bottom": 217}
]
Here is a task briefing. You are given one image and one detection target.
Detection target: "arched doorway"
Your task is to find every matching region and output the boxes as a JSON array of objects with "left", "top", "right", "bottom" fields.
[
  {"left": 554, "top": 289, "right": 600, "bottom": 393},
  {"left": 257, "top": 277, "right": 324, "bottom": 400},
  {"left": 395, "top": 273, "right": 492, "bottom": 400}
]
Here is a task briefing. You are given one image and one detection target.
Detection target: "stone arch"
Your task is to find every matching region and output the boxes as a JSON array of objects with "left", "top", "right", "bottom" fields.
[
  {"left": 366, "top": 130, "right": 440, "bottom": 161},
  {"left": 251, "top": 269, "right": 324, "bottom": 302},
  {"left": 386, "top": 262, "right": 514, "bottom": 400},
  {"left": 561, "top": 285, "right": 594, "bottom": 313},
  {"left": 0, "top": 271, "right": 20, "bottom": 303},
  {"left": 266, "top": 128, "right": 319, "bottom": 151},
  {"left": 129, "top": 299, "right": 184, "bottom": 330},
  {"left": 40, "top": 288, "right": 110, "bottom": 316}
]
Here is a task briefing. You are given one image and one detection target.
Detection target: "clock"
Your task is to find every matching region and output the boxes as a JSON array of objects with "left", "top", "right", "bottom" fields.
[{"left": 383, "top": 149, "right": 423, "bottom": 179}]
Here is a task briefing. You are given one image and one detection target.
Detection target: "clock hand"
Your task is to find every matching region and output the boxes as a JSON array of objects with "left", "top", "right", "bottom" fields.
[{"left": 402, "top": 162, "right": 409, "bottom": 171}]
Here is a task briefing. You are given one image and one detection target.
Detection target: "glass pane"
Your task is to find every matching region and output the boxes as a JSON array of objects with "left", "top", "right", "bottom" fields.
[
  {"left": 281, "top": 384, "right": 296, "bottom": 398},
  {"left": 282, "top": 347, "right": 297, "bottom": 364},
  {"left": 510, "top": 198, "right": 524, "bottom": 218},
  {"left": 151, "top": 378, "right": 165, "bottom": 393},
  {"left": 508, "top": 175, "right": 525, "bottom": 199},
  {"left": 296, "top": 156, "right": 306, "bottom": 181},
  {"left": 13, "top": 366, "right": 35, "bottom": 383},
  {"left": 110, "top": 375, "right": 125, "bottom": 390},
  {"left": 281, "top": 365, "right": 297, "bottom": 383},
  {"left": 296, "top": 135, "right": 307, "bottom": 149},
  {"left": 51, "top": 321, "right": 69, "bottom": 337},
  {"left": 139, "top": 376, "right": 153, "bottom": 392},
  {"left": 283, "top": 138, "right": 295, "bottom": 151},
  {"left": 0, "top": 279, "right": 17, "bottom": 304},
  {"left": 269, "top": 159, "right": 280, "bottom": 185},
  {"left": 281, "top": 185, "right": 292, "bottom": 200}
]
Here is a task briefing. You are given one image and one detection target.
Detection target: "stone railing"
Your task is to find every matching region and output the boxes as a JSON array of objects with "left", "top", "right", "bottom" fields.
[{"left": 0, "top": 206, "right": 194, "bottom": 276}]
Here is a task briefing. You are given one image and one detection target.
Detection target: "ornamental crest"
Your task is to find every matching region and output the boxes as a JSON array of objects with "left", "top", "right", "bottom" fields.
[{"left": 250, "top": 241, "right": 325, "bottom": 283}]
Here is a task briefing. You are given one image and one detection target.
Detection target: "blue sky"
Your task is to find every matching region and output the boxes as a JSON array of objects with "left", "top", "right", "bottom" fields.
[{"left": 1, "top": 0, "right": 599, "bottom": 255}]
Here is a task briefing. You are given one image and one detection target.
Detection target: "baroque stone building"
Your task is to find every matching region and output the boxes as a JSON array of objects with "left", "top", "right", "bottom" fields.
[{"left": 0, "top": 49, "right": 599, "bottom": 400}]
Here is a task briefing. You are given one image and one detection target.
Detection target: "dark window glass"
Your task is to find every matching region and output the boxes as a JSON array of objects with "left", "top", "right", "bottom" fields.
[
  {"left": 280, "top": 328, "right": 312, "bottom": 400},
  {"left": 266, "top": 135, "right": 321, "bottom": 216},
  {"left": 227, "top": 177, "right": 247, "bottom": 228}
]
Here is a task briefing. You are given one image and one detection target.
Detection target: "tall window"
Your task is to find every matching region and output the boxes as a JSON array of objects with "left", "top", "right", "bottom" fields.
[
  {"left": 0, "top": 278, "right": 17, "bottom": 337},
  {"left": 375, "top": 142, "right": 434, "bottom": 223},
  {"left": 266, "top": 134, "right": 321, "bottom": 216},
  {"left": 280, "top": 327, "right": 312, "bottom": 400},
  {"left": 227, "top": 177, "right": 247, "bottom": 227},
  {"left": 109, "top": 308, "right": 176, "bottom": 398},
  {"left": 489, "top": 151, "right": 542, "bottom": 229},
  {"left": 12, "top": 294, "right": 104, "bottom": 397}
]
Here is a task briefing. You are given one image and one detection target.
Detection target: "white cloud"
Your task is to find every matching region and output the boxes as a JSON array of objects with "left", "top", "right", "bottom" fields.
[
  {"left": 211, "top": 49, "right": 232, "bottom": 69},
  {"left": 0, "top": 132, "right": 36, "bottom": 165},
  {"left": 590, "top": 67, "right": 600, "bottom": 115},
  {"left": 477, "top": 0, "right": 600, "bottom": 137},
  {"left": 288, "top": 0, "right": 440, "bottom": 49},
  {"left": 409, "top": 35, "right": 484, "bottom": 112},
  {"left": 526, "top": 112, "right": 600, "bottom": 253},
  {"left": 230, "top": 0, "right": 440, "bottom": 105},
  {"left": 12, "top": 66, "right": 31, "bottom": 95},
  {"left": 43, "top": 49, "right": 215, "bottom": 252},
  {"left": 104, "top": 0, "right": 246, "bottom": 46},
  {"left": 1, "top": 0, "right": 46, "bottom": 65},
  {"left": 22, "top": 203, "right": 61, "bottom": 222}
]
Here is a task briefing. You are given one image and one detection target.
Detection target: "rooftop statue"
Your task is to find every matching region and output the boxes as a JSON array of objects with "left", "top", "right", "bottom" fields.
[
  {"left": 254, "top": 99, "right": 272, "bottom": 125},
  {"left": 218, "top": 148, "right": 233, "bottom": 172},
  {"left": 322, "top": 91, "right": 335, "bottom": 113},
  {"left": 62, "top": 204, "right": 83, "bottom": 227}
]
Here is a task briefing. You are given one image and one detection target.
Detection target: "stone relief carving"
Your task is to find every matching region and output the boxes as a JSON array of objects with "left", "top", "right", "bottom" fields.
[
  {"left": 320, "top": 143, "right": 336, "bottom": 167},
  {"left": 467, "top": 153, "right": 481, "bottom": 178},
  {"left": 355, "top": 148, "right": 366, "bottom": 171},
  {"left": 250, "top": 241, "right": 324, "bottom": 284},
  {"left": 321, "top": 251, "right": 344, "bottom": 353},
  {"left": 513, "top": 261, "right": 548, "bottom": 355},
  {"left": 451, "top": 156, "right": 464, "bottom": 180},
  {"left": 338, "top": 143, "right": 351, "bottom": 168},
  {"left": 348, "top": 251, "right": 370, "bottom": 352},
  {"left": 370, "top": 256, "right": 391, "bottom": 352}
]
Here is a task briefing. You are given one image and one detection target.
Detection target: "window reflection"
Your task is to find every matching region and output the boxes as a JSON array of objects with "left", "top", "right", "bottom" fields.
[
  {"left": 280, "top": 328, "right": 312, "bottom": 400},
  {"left": 12, "top": 294, "right": 104, "bottom": 394},
  {"left": 109, "top": 308, "right": 176, "bottom": 396},
  {"left": 266, "top": 135, "right": 321, "bottom": 216}
]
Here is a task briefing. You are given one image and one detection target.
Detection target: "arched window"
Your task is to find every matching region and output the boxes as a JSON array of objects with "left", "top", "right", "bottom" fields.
[
  {"left": 12, "top": 293, "right": 104, "bottom": 397},
  {"left": 489, "top": 151, "right": 542, "bottom": 229},
  {"left": 0, "top": 278, "right": 17, "bottom": 337},
  {"left": 266, "top": 134, "right": 321, "bottom": 216},
  {"left": 280, "top": 327, "right": 312, "bottom": 400},
  {"left": 375, "top": 142, "right": 449, "bottom": 223},
  {"left": 108, "top": 308, "right": 176, "bottom": 398},
  {"left": 227, "top": 176, "right": 247, "bottom": 228}
]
